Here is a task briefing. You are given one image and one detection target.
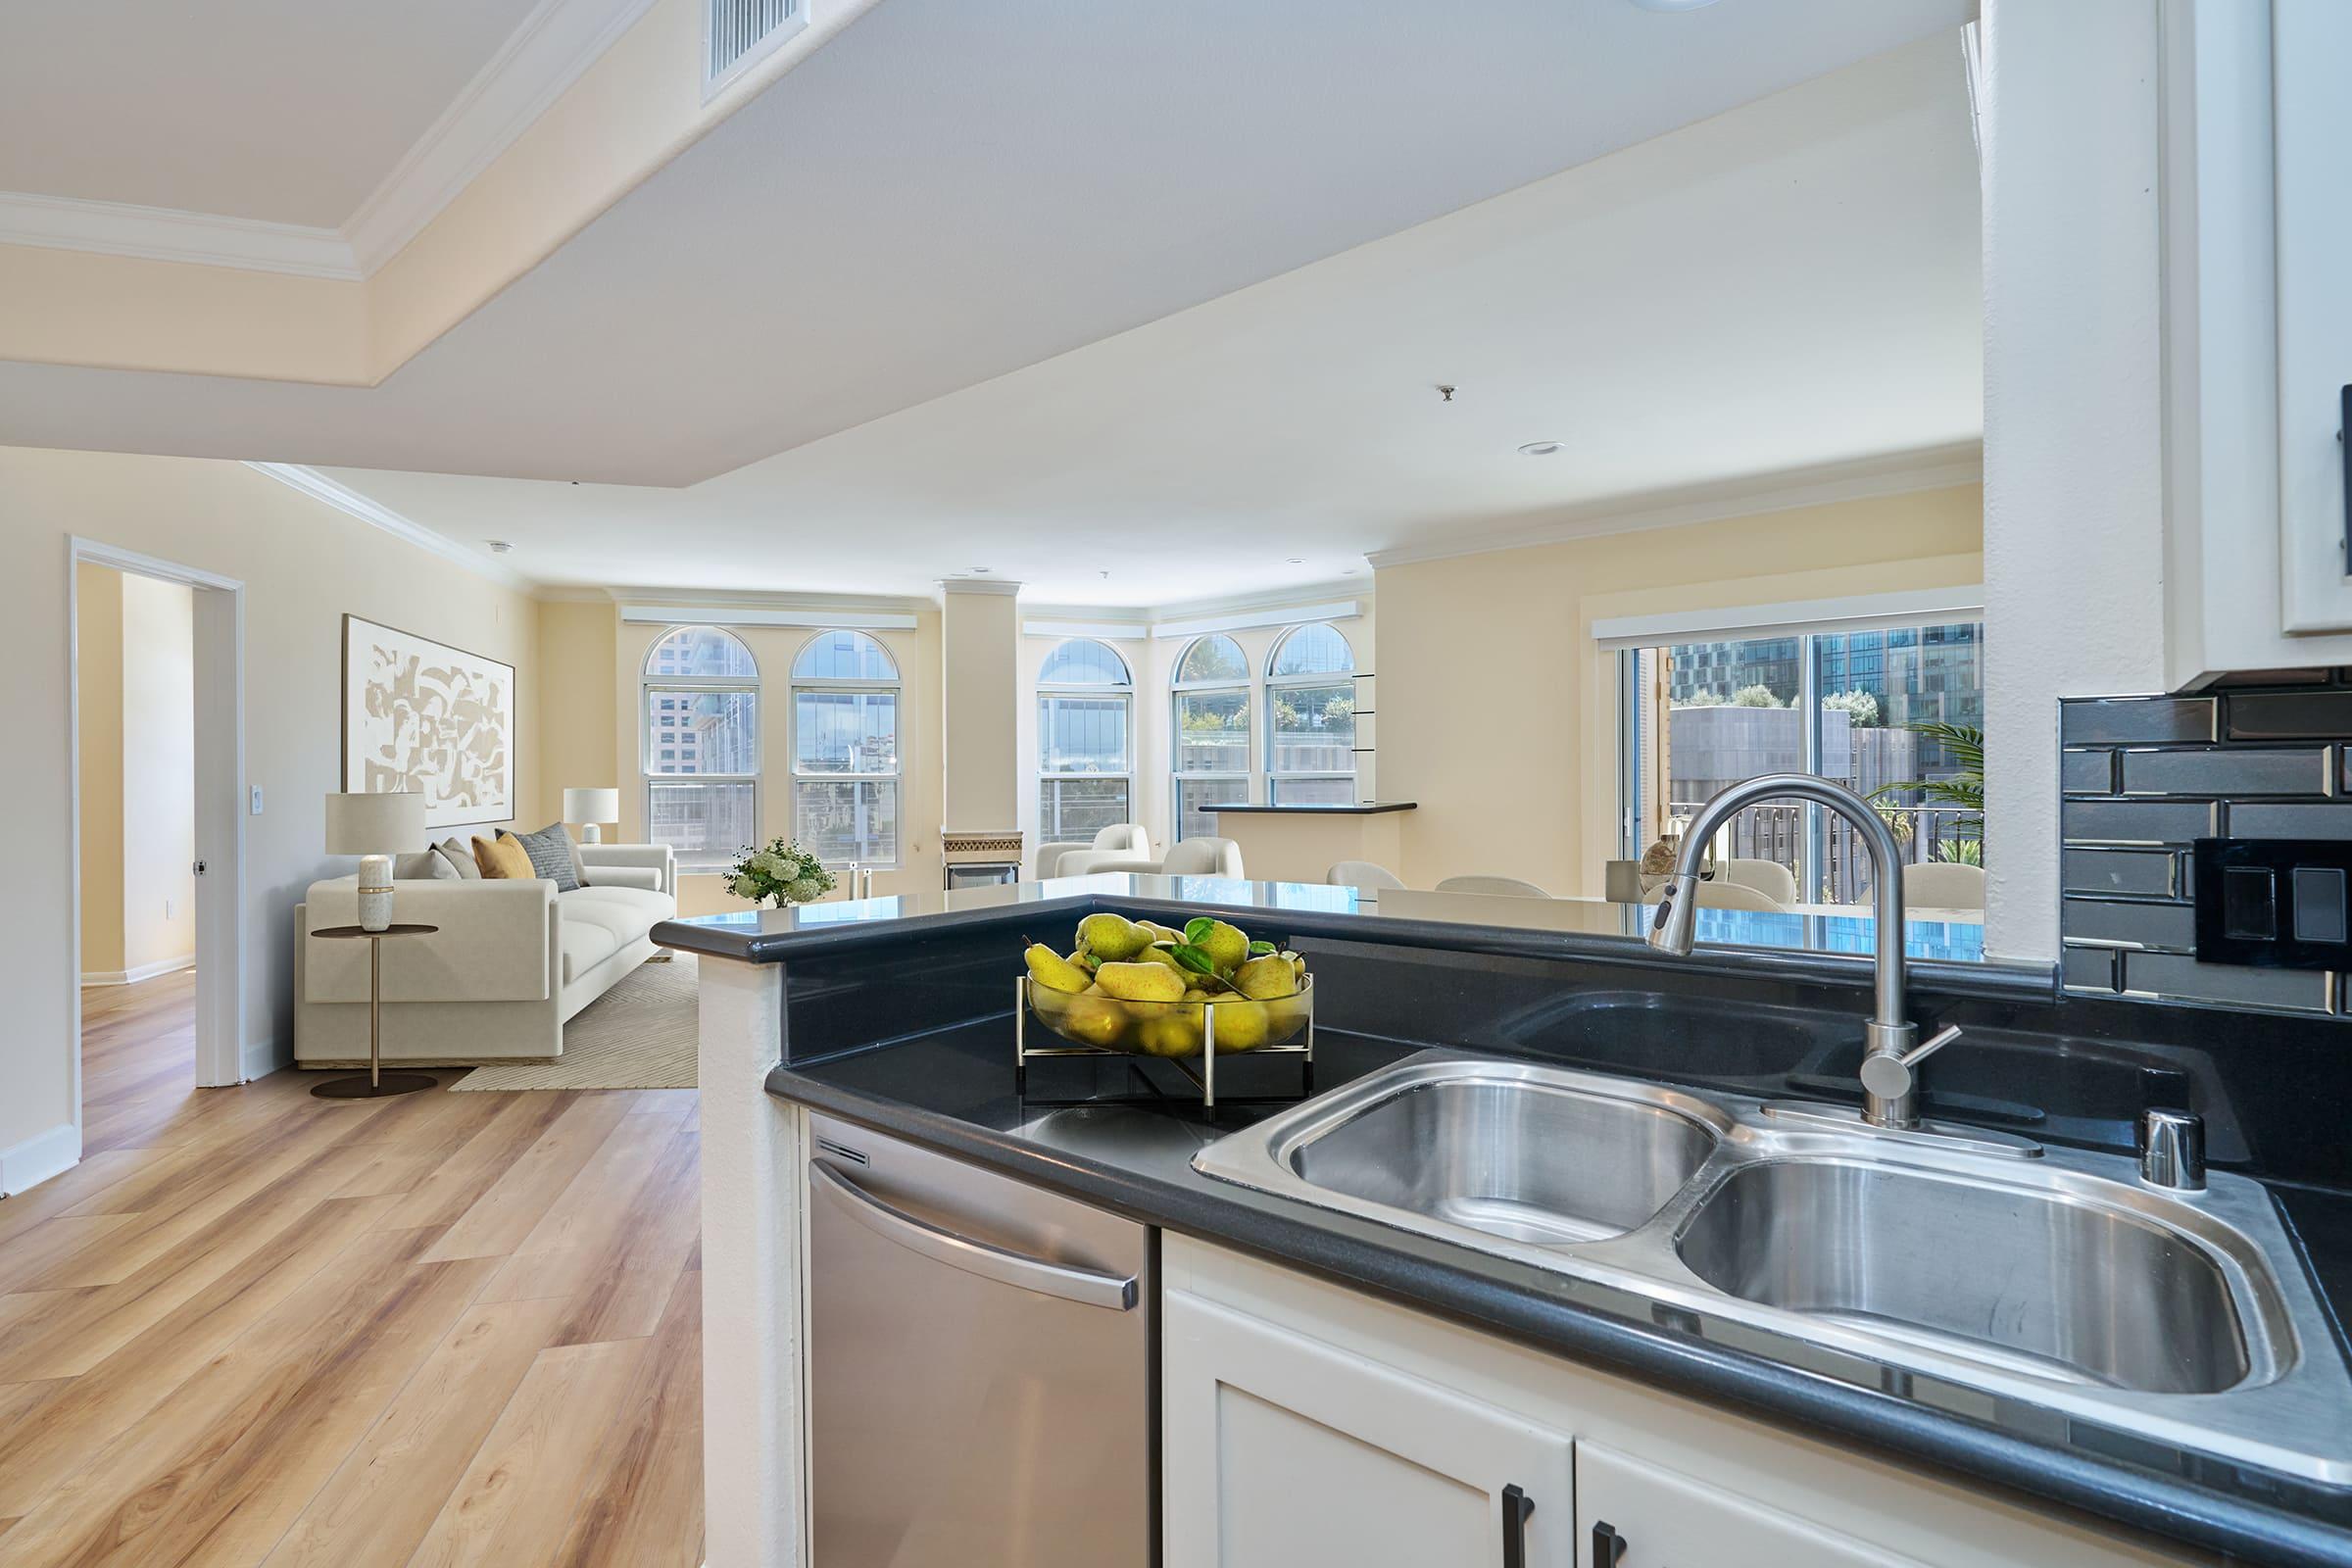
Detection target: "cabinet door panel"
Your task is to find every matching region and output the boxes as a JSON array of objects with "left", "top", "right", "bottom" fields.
[
  {"left": 1577, "top": 1442, "right": 1926, "bottom": 1567},
  {"left": 2274, "top": 0, "right": 2352, "bottom": 632},
  {"left": 1165, "top": 1289, "right": 1573, "bottom": 1568}
]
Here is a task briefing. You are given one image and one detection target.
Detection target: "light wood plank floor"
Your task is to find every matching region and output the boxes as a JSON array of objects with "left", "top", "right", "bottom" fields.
[{"left": 0, "top": 971, "right": 704, "bottom": 1567}]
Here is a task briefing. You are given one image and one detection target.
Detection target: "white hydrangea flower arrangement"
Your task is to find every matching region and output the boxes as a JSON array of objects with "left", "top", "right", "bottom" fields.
[{"left": 724, "top": 836, "right": 839, "bottom": 907}]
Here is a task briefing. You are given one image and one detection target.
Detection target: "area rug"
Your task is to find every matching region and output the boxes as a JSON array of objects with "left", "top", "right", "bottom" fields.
[{"left": 451, "top": 955, "right": 697, "bottom": 1091}]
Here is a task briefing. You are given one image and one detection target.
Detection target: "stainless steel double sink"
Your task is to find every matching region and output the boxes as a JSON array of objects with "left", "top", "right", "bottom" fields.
[{"left": 1194, "top": 1052, "right": 2352, "bottom": 1483}]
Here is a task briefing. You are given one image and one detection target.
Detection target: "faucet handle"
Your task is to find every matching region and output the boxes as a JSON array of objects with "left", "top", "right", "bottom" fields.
[
  {"left": 1857, "top": 1023, "right": 1963, "bottom": 1104},
  {"left": 1904, "top": 1023, "right": 1964, "bottom": 1067}
]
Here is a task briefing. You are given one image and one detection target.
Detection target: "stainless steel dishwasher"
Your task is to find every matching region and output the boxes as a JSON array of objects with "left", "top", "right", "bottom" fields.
[{"left": 806, "top": 1113, "right": 1154, "bottom": 1567}]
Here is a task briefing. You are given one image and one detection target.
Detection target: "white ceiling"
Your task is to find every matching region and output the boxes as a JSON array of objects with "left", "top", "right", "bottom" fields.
[
  {"left": 0, "top": 0, "right": 1974, "bottom": 487},
  {"left": 0, "top": 0, "right": 542, "bottom": 226},
  {"left": 315, "top": 31, "right": 1983, "bottom": 608}
]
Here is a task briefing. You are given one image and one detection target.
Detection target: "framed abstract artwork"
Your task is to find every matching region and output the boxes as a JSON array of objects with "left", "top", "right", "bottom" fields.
[{"left": 341, "top": 615, "right": 515, "bottom": 829}]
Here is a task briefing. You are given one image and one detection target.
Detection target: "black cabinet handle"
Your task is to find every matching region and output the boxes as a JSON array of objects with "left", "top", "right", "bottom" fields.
[
  {"left": 1501, "top": 1484, "right": 1536, "bottom": 1568},
  {"left": 1592, "top": 1520, "right": 1628, "bottom": 1567}
]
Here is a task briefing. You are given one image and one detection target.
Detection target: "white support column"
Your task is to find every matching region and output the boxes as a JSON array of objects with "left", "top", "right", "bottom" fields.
[{"left": 698, "top": 954, "right": 807, "bottom": 1568}]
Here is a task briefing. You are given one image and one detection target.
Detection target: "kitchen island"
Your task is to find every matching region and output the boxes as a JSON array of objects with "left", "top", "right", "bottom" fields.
[{"left": 662, "top": 873, "right": 2352, "bottom": 1568}]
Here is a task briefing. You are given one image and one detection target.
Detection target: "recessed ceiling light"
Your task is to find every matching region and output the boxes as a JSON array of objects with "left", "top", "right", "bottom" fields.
[
  {"left": 1518, "top": 441, "right": 1566, "bottom": 457},
  {"left": 969, "top": 566, "right": 991, "bottom": 573},
  {"left": 1286, "top": 558, "right": 1304, "bottom": 565},
  {"left": 484, "top": 539, "right": 514, "bottom": 554}
]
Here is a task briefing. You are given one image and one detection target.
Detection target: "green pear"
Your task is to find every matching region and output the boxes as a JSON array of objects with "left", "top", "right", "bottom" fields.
[
  {"left": 1205, "top": 998, "right": 1270, "bottom": 1053},
  {"left": 1134, "top": 943, "right": 1187, "bottom": 973},
  {"left": 1195, "top": 920, "right": 1250, "bottom": 973},
  {"left": 1093, "top": 961, "right": 1187, "bottom": 1003},
  {"left": 1058, "top": 987, "right": 1129, "bottom": 1048},
  {"left": 1231, "top": 955, "right": 1298, "bottom": 999},
  {"left": 1076, "top": 912, "right": 1152, "bottom": 961},
  {"left": 1137, "top": 1006, "right": 1204, "bottom": 1057},
  {"left": 1024, "top": 944, "right": 1094, "bottom": 995},
  {"left": 1136, "top": 920, "right": 1186, "bottom": 944}
]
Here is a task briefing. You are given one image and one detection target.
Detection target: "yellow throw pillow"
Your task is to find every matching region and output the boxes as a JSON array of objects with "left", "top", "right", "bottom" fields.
[{"left": 472, "top": 831, "right": 536, "bottom": 880}]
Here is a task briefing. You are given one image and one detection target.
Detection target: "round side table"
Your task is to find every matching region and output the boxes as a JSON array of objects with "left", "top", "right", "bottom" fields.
[{"left": 308, "top": 923, "right": 442, "bottom": 1099}]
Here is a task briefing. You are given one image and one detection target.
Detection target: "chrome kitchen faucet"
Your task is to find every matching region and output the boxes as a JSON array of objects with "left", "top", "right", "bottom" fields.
[{"left": 1646, "top": 773, "right": 1960, "bottom": 1129}]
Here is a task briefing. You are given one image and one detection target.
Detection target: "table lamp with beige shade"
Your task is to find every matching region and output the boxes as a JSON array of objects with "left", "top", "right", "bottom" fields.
[
  {"left": 324, "top": 790, "right": 426, "bottom": 931},
  {"left": 564, "top": 786, "right": 621, "bottom": 844}
]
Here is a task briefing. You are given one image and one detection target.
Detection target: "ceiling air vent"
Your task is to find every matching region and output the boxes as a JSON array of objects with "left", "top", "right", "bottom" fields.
[{"left": 706, "top": 0, "right": 806, "bottom": 97}]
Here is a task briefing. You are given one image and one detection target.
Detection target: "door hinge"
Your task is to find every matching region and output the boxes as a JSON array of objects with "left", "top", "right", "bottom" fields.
[{"left": 193, "top": 859, "right": 208, "bottom": 876}]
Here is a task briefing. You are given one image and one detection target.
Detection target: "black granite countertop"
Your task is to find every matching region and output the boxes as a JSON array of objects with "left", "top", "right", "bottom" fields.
[
  {"left": 656, "top": 871, "right": 2014, "bottom": 987},
  {"left": 768, "top": 1018, "right": 2352, "bottom": 1568}
]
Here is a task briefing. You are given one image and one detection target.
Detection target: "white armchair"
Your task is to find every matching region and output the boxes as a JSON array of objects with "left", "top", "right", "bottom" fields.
[
  {"left": 1037, "top": 823, "right": 1152, "bottom": 879},
  {"left": 1078, "top": 836, "right": 1247, "bottom": 879}
]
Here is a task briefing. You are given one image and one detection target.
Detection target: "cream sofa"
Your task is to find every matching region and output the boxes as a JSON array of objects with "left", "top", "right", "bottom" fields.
[{"left": 294, "top": 843, "right": 677, "bottom": 1065}]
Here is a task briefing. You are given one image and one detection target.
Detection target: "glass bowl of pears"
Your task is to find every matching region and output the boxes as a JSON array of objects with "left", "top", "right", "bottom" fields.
[{"left": 1021, "top": 911, "right": 1312, "bottom": 1058}]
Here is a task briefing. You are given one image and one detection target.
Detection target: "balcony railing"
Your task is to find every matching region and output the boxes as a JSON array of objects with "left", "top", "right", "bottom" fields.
[{"left": 1664, "top": 800, "right": 1981, "bottom": 906}]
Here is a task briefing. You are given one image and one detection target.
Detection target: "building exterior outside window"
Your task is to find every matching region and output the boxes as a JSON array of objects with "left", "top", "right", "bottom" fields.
[
  {"left": 791, "top": 629, "right": 902, "bottom": 866},
  {"left": 1037, "top": 637, "right": 1133, "bottom": 841},
  {"left": 642, "top": 625, "right": 759, "bottom": 872},
  {"left": 1264, "top": 622, "right": 1356, "bottom": 807},
  {"left": 1171, "top": 634, "right": 1250, "bottom": 841}
]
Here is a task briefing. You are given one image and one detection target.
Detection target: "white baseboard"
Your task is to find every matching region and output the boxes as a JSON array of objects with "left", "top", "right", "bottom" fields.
[
  {"left": 242, "top": 1035, "right": 292, "bottom": 1081},
  {"left": 0, "top": 1121, "right": 81, "bottom": 1197},
  {"left": 80, "top": 955, "right": 197, "bottom": 987}
]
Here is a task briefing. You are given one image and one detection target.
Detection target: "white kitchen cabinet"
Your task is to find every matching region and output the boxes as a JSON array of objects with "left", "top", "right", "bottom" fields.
[
  {"left": 2160, "top": 0, "right": 2352, "bottom": 683},
  {"left": 1163, "top": 1236, "right": 2213, "bottom": 1568},
  {"left": 1577, "top": 1442, "right": 1926, "bottom": 1568},
  {"left": 1162, "top": 1287, "right": 1574, "bottom": 1568}
]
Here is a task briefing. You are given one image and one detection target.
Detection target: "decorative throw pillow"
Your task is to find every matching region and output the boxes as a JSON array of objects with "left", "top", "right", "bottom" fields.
[
  {"left": 392, "top": 849, "right": 458, "bottom": 881},
  {"left": 472, "top": 832, "right": 537, "bottom": 880},
  {"left": 435, "top": 837, "right": 482, "bottom": 879},
  {"left": 510, "top": 822, "right": 582, "bottom": 892}
]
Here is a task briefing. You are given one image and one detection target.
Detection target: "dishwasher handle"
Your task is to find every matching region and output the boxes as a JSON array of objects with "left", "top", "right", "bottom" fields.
[{"left": 809, "top": 1158, "right": 1139, "bottom": 1311}]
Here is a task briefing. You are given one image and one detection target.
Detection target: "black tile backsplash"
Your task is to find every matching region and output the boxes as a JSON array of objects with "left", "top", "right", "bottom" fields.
[
  {"left": 2061, "top": 847, "right": 2180, "bottom": 899},
  {"left": 2058, "top": 696, "right": 2218, "bottom": 745},
  {"left": 2117, "top": 746, "right": 2331, "bottom": 797},
  {"left": 2059, "top": 799, "right": 2220, "bottom": 845},
  {"left": 2223, "top": 689, "right": 2352, "bottom": 740},
  {"left": 2061, "top": 684, "right": 2347, "bottom": 1016}
]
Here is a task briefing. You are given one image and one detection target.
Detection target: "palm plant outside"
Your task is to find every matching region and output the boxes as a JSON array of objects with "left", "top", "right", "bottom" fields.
[{"left": 1867, "top": 721, "right": 1984, "bottom": 864}]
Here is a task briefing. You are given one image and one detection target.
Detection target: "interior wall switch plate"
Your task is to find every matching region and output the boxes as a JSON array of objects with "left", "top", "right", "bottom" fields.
[
  {"left": 2195, "top": 839, "right": 2352, "bottom": 970},
  {"left": 250, "top": 785, "right": 264, "bottom": 815}
]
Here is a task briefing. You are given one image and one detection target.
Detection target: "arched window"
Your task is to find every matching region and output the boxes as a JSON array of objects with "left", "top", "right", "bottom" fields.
[
  {"left": 1265, "top": 622, "right": 1357, "bottom": 806},
  {"left": 1037, "top": 638, "right": 1133, "bottom": 841},
  {"left": 1171, "top": 633, "right": 1251, "bottom": 841},
  {"left": 642, "top": 625, "right": 759, "bottom": 871},
  {"left": 790, "top": 630, "right": 902, "bottom": 865}
]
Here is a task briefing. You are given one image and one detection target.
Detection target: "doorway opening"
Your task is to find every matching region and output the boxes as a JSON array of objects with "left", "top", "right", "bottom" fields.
[{"left": 66, "top": 539, "right": 247, "bottom": 1171}]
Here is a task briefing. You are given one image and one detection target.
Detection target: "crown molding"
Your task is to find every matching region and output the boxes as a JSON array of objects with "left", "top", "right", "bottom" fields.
[
  {"left": 244, "top": 464, "right": 535, "bottom": 591},
  {"left": 605, "top": 584, "right": 938, "bottom": 616},
  {"left": 0, "top": 192, "right": 359, "bottom": 279},
  {"left": 343, "top": 0, "right": 659, "bottom": 273},
  {"left": 0, "top": 0, "right": 652, "bottom": 280},
  {"left": 1364, "top": 443, "right": 1984, "bottom": 570},
  {"left": 936, "top": 577, "right": 1025, "bottom": 598}
]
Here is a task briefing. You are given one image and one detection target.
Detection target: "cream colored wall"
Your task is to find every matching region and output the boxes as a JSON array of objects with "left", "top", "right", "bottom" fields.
[
  {"left": 119, "top": 573, "right": 197, "bottom": 975},
  {"left": 1, "top": 445, "right": 541, "bottom": 1170},
  {"left": 612, "top": 612, "right": 945, "bottom": 917},
  {"left": 75, "top": 564, "right": 125, "bottom": 977},
  {"left": 537, "top": 599, "right": 622, "bottom": 826},
  {"left": 1376, "top": 484, "right": 1984, "bottom": 898}
]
